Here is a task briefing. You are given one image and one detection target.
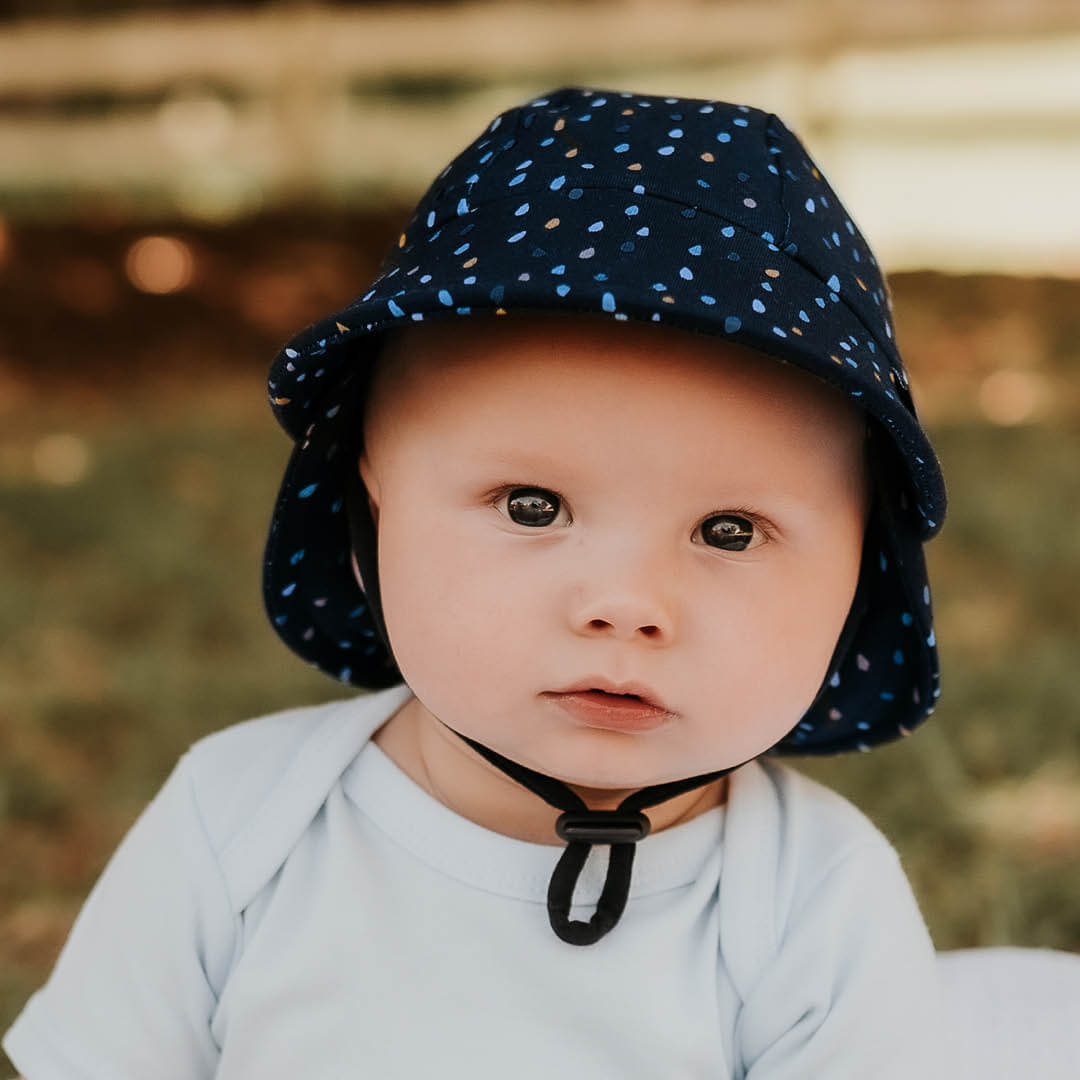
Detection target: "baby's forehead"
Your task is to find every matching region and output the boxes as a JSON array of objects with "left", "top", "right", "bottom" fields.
[
  {"left": 361, "top": 314, "right": 869, "bottom": 496},
  {"left": 368, "top": 312, "right": 862, "bottom": 430}
]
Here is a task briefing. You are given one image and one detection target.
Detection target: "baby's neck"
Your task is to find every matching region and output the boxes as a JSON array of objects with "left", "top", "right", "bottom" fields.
[{"left": 372, "top": 694, "right": 727, "bottom": 846}]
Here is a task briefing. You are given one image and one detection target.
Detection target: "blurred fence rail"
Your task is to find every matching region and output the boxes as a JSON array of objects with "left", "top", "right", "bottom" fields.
[
  {"left": 1, "top": 0, "right": 1079, "bottom": 274},
  {"left": 2, "top": 0, "right": 1080, "bottom": 93},
  {"left": 0, "top": 0, "right": 1075, "bottom": 91}
]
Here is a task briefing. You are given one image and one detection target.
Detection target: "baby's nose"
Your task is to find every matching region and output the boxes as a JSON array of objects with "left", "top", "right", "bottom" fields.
[
  {"left": 582, "top": 613, "right": 665, "bottom": 640},
  {"left": 569, "top": 555, "right": 675, "bottom": 643}
]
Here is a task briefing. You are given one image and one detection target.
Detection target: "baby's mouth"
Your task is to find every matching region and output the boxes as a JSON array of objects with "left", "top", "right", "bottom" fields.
[
  {"left": 543, "top": 686, "right": 675, "bottom": 731},
  {"left": 581, "top": 689, "right": 643, "bottom": 702}
]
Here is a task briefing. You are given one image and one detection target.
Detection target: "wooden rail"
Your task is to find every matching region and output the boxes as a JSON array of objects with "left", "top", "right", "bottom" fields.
[
  {"left": 1, "top": 0, "right": 1079, "bottom": 96},
  {"left": 0, "top": 2, "right": 1078, "bottom": 273}
]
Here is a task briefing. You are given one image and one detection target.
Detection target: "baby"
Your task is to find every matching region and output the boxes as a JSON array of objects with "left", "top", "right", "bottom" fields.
[{"left": 4, "top": 86, "right": 948, "bottom": 1078}]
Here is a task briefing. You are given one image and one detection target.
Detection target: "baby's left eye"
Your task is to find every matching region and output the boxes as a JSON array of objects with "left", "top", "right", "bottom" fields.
[
  {"left": 697, "top": 513, "right": 762, "bottom": 551},
  {"left": 503, "top": 487, "right": 567, "bottom": 527}
]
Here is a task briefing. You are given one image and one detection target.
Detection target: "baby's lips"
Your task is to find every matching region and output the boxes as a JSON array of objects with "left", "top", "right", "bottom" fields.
[{"left": 547, "top": 677, "right": 672, "bottom": 713}]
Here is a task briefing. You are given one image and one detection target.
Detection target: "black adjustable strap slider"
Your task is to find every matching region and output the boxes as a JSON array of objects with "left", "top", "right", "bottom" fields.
[{"left": 555, "top": 810, "right": 651, "bottom": 844}]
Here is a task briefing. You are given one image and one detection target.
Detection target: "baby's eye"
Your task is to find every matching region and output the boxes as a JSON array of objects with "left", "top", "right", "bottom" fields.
[
  {"left": 504, "top": 487, "right": 565, "bottom": 527},
  {"left": 698, "top": 513, "right": 762, "bottom": 552}
]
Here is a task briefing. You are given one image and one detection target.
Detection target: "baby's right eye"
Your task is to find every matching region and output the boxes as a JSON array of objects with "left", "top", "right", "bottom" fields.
[
  {"left": 504, "top": 487, "right": 565, "bottom": 527},
  {"left": 696, "top": 512, "right": 769, "bottom": 552}
]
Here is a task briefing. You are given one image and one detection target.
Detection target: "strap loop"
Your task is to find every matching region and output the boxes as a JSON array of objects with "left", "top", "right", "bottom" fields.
[{"left": 547, "top": 840, "right": 637, "bottom": 946}]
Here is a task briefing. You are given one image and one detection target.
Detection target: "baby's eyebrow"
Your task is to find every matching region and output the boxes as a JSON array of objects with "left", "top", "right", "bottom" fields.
[{"left": 473, "top": 448, "right": 578, "bottom": 474}]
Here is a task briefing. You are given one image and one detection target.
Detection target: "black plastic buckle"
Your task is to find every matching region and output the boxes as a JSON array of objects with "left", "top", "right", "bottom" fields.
[{"left": 555, "top": 810, "right": 651, "bottom": 844}]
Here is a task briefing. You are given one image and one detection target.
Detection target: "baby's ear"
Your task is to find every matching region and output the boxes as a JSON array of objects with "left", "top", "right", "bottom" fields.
[{"left": 356, "top": 453, "right": 381, "bottom": 525}]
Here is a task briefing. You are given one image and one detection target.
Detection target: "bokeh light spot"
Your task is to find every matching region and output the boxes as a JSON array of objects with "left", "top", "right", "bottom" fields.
[
  {"left": 32, "top": 434, "right": 91, "bottom": 485},
  {"left": 125, "top": 236, "right": 195, "bottom": 295},
  {"left": 977, "top": 369, "right": 1045, "bottom": 426}
]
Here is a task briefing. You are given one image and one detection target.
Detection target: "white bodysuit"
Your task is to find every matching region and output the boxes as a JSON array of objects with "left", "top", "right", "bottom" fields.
[{"left": 4, "top": 683, "right": 942, "bottom": 1078}]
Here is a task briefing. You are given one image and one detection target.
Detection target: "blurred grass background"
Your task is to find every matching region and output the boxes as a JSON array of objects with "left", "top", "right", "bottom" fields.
[{"left": 2, "top": 0, "right": 1079, "bottom": 1063}]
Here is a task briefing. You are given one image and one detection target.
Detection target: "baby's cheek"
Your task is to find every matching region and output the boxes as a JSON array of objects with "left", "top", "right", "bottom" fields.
[
  {"left": 377, "top": 544, "right": 508, "bottom": 687},
  {"left": 691, "top": 587, "right": 832, "bottom": 712}
]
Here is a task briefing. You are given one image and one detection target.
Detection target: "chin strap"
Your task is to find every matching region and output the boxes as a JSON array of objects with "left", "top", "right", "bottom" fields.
[{"left": 451, "top": 730, "right": 743, "bottom": 946}]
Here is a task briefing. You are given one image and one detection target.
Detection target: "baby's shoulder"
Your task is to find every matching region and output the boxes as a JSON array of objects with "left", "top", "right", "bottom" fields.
[
  {"left": 720, "top": 760, "right": 915, "bottom": 995},
  {"left": 743, "top": 760, "right": 894, "bottom": 851},
  {"left": 177, "top": 684, "right": 412, "bottom": 904},
  {"left": 726, "top": 759, "right": 901, "bottom": 908}
]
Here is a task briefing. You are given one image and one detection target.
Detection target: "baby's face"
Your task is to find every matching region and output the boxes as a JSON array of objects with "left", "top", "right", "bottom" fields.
[{"left": 358, "top": 315, "right": 868, "bottom": 790}]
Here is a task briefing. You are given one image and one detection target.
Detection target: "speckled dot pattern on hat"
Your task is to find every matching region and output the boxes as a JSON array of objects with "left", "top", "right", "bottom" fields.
[{"left": 262, "top": 86, "right": 946, "bottom": 756}]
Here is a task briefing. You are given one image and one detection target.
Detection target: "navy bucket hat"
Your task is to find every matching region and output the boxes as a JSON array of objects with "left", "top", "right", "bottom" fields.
[{"left": 264, "top": 85, "right": 946, "bottom": 758}]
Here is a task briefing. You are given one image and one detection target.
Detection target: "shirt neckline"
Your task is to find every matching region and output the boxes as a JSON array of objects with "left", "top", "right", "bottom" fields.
[{"left": 342, "top": 736, "right": 726, "bottom": 903}]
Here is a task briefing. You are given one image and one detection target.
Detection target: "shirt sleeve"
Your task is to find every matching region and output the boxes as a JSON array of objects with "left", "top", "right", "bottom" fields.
[
  {"left": 734, "top": 840, "right": 945, "bottom": 1080},
  {"left": 2, "top": 754, "right": 236, "bottom": 1080}
]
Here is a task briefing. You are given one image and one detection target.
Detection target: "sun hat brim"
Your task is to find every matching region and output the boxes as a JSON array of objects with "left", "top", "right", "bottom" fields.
[{"left": 270, "top": 182, "right": 944, "bottom": 537}]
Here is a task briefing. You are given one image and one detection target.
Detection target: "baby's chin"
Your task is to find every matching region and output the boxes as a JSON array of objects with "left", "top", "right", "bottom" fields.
[
  {"left": 505, "top": 735, "right": 732, "bottom": 796},
  {"left": 420, "top": 692, "right": 766, "bottom": 792}
]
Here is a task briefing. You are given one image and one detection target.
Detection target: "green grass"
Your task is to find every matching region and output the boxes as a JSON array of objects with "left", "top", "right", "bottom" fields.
[{"left": 2, "top": 276, "right": 1079, "bottom": 1062}]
